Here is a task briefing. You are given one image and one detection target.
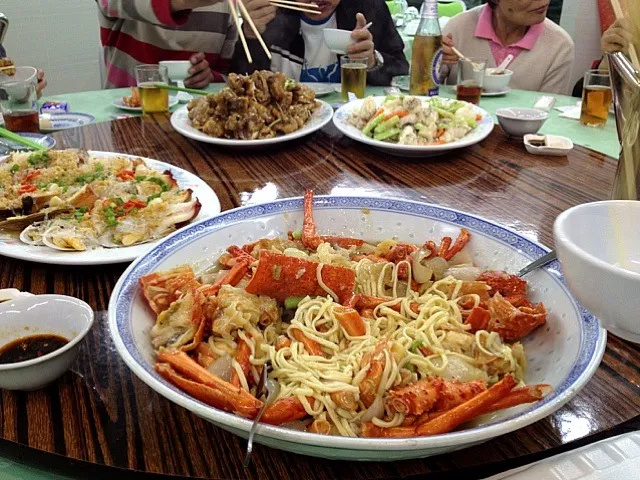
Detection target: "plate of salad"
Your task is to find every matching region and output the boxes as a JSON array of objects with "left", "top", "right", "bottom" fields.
[{"left": 333, "top": 95, "right": 494, "bottom": 157}]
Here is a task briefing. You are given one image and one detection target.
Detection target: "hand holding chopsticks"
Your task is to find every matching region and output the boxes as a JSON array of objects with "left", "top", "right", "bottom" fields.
[{"left": 230, "top": 0, "right": 321, "bottom": 64}]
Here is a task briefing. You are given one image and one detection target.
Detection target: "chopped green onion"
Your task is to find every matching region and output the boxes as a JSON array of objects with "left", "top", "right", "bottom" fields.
[
  {"left": 94, "top": 162, "right": 104, "bottom": 173},
  {"left": 134, "top": 175, "right": 147, "bottom": 183},
  {"left": 147, "top": 193, "right": 161, "bottom": 202},
  {"left": 405, "top": 363, "right": 416, "bottom": 373},
  {"left": 148, "top": 177, "right": 169, "bottom": 191},
  {"left": 114, "top": 197, "right": 124, "bottom": 206},
  {"left": 10, "top": 164, "right": 19, "bottom": 173},
  {"left": 284, "top": 296, "right": 304, "bottom": 310},
  {"left": 291, "top": 231, "right": 302, "bottom": 240},
  {"left": 27, "top": 151, "right": 49, "bottom": 167},
  {"left": 409, "top": 340, "right": 423, "bottom": 354}
]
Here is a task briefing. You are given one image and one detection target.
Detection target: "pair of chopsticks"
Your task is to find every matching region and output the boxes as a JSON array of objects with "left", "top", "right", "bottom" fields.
[
  {"left": 270, "top": 0, "right": 321, "bottom": 14},
  {"left": 451, "top": 47, "right": 483, "bottom": 71},
  {"left": 154, "top": 83, "right": 207, "bottom": 96},
  {"left": 610, "top": 0, "right": 639, "bottom": 69},
  {"left": 229, "top": 0, "right": 321, "bottom": 64},
  {"left": 0, "top": 127, "right": 47, "bottom": 151}
]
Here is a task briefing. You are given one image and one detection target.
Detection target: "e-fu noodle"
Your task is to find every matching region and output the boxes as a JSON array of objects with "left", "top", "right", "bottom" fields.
[{"left": 143, "top": 191, "right": 550, "bottom": 438}]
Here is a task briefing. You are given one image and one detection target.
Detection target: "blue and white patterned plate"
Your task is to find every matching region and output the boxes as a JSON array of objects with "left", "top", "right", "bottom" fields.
[
  {"left": 39, "top": 112, "right": 96, "bottom": 133},
  {"left": 108, "top": 196, "right": 606, "bottom": 461},
  {"left": 170, "top": 100, "right": 333, "bottom": 147},
  {"left": 0, "top": 132, "right": 55, "bottom": 152}
]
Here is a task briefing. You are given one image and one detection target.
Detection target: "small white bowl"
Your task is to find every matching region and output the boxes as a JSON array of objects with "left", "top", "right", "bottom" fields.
[
  {"left": 554, "top": 201, "right": 640, "bottom": 343},
  {"left": 323, "top": 28, "right": 354, "bottom": 55},
  {"left": 483, "top": 68, "right": 512, "bottom": 92},
  {"left": 0, "top": 294, "right": 94, "bottom": 390},
  {"left": 159, "top": 60, "right": 191, "bottom": 81},
  {"left": 496, "top": 107, "right": 548, "bottom": 137},
  {"left": 524, "top": 134, "right": 574, "bottom": 156}
]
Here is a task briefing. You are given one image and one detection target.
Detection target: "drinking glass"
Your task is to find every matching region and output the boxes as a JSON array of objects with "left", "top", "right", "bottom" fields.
[
  {"left": 580, "top": 70, "right": 612, "bottom": 128},
  {"left": 0, "top": 66, "right": 39, "bottom": 133},
  {"left": 135, "top": 64, "right": 169, "bottom": 114},
  {"left": 340, "top": 57, "right": 367, "bottom": 103},
  {"left": 456, "top": 57, "right": 486, "bottom": 105}
]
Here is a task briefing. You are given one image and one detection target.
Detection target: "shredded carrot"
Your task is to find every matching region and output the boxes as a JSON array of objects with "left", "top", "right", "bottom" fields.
[
  {"left": 475, "top": 114, "right": 482, "bottom": 121},
  {"left": 436, "top": 128, "right": 445, "bottom": 139},
  {"left": 384, "top": 109, "right": 410, "bottom": 121}
]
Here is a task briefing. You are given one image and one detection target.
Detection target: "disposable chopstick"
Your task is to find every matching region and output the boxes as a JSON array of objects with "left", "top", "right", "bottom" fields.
[
  {"left": 0, "top": 127, "right": 47, "bottom": 151},
  {"left": 452, "top": 47, "right": 483, "bottom": 71},
  {"left": 610, "top": 0, "right": 639, "bottom": 68},
  {"left": 153, "top": 83, "right": 207, "bottom": 95},
  {"left": 237, "top": 0, "right": 272, "bottom": 59},
  {"left": 270, "top": 2, "right": 321, "bottom": 14},
  {"left": 228, "top": 0, "right": 253, "bottom": 64},
  {"left": 268, "top": 0, "right": 319, "bottom": 8}
]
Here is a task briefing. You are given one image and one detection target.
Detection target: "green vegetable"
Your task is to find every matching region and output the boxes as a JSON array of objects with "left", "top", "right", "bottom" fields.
[
  {"left": 134, "top": 175, "right": 147, "bottom": 183},
  {"left": 147, "top": 193, "right": 162, "bottom": 202},
  {"left": 414, "top": 123, "right": 426, "bottom": 131},
  {"left": 405, "top": 363, "right": 416, "bottom": 373},
  {"left": 384, "top": 94, "right": 399, "bottom": 102},
  {"left": 284, "top": 296, "right": 305, "bottom": 310},
  {"left": 27, "top": 151, "right": 49, "bottom": 167},
  {"left": 409, "top": 340, "right": 423, "bottom": 354},
  {"left": 74, "top": 207, "right": 88, "bottom": 221},
  {"left": 373, "top": 128, "right": 400, "bottom": 142},
  {"left": 285, "top": 78, "right": 296, "bottom": 91},
  {"left": 103, "top": 206, "right": 118, "bottom": 227},
  {"left": 94, "top": 162, "right": 104, "bottom": 173},
  {"left": 10, "top": 164, "right": 19, "bottom": 174},
  {"left": 291, "top": 230, "right": 302, "bottom": 240},
  {"left": 362, "top": 113, "right": 385, "bottom": 137},
  {"left": 435, "top": 107, "right": 454, "bottom": 119},
  {"left": 148, "top": 177, "right": 169, "bottom": 192},
  {"left": 374, "top": 115, "right": 400, "bottom": 134},
  {"left": 114, "top": 197, "right": 124, "bottom": 206},
  {"left": 465, "top": 118, "right": 477, "bottom": 128}
]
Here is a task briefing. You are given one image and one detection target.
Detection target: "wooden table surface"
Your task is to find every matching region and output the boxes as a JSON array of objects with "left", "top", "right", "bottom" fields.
[{"left": 0, "top": 114, "right": 638, "bottom": 479}]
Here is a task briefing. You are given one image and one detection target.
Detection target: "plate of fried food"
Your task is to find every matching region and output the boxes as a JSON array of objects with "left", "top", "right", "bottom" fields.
[
  {"left": 114, "top": 87, "right": 179, "bottom": 112},
  {"left": 170, "top": 71, "right": 333, "bottom": 147},
  {"left": 108, "top": 190, "right": 605, "bottom": 460},
  {"left": 0, "top": 149, "right": 220, "bottom": 265},
  {"left": 334, "top": 95, "right": 494, "bottom": 157}
]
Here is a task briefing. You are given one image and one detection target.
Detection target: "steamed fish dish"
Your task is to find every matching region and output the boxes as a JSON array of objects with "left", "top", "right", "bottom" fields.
[
  {"left": 348, "top": 95, "right": 482, "bottom": 145},
  {"left": 142, "top": 189, "right": 551, "bottom": 439},
  {"left": 188, "top": 70, "right": 319, "bottom": 140},
  {"left": 0, "top": 149, "right": 201, "bottom": 251}
]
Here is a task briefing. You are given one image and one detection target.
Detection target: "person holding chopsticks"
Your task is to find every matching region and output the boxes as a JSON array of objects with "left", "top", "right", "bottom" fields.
[
  {"left": 96, "top": 0, "right": 238, "bottom": 88},
  {"left": 230, "top": 0, "right": 409, "bottom": 85}
]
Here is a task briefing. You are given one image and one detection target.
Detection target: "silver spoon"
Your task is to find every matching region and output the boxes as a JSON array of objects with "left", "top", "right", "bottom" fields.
[
  {"left": 516, "top": 250, "right": 557, "bottom": 277},
  {"left": 244, "top": 366, "right": 275, "bottom": 466}
]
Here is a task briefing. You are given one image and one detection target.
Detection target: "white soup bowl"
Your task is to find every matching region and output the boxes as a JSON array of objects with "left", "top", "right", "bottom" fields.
[{"left": 496, "top": 107, "right": 548, "bottom": 137}]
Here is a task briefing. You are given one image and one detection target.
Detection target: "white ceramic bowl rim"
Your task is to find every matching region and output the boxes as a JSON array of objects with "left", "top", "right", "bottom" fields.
[
  {"left": 0, "top": 294, "right": 94, "bottom": 371},
  {"left": 495, "top": 108, "right": 549, "bottom": 121},
  {"left": 485, "top": 69, "right": 513, "bottom": 75},
  {"left": 109, "top": 195, "right": 605, "bottom": 452},
  {"left": 555, "top": 200, "right": 640, "bottom": 282}
]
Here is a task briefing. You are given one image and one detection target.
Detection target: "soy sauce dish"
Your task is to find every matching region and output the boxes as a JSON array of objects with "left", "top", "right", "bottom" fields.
[{"left": 0, "top": 294, "right": 94, "bottom": 390}]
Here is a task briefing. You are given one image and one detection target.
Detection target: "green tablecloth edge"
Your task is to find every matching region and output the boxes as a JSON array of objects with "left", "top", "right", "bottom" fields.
[{"left": 41, "top": 84, "right": 620, "bottom": 159}]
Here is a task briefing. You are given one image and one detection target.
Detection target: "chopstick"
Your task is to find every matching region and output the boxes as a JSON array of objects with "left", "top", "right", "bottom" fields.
[
  {"left": 153, "top": 83, "right": 207, "bottom": 95},
  {"left": 610, "top": 0, "right": 639, "bottom": 68},
  {"left": 451, "top": 47, "right": 483, "bottom": 71},
  {"left": 228, "top": 0, "right": 252, "bottom": 64},
  {"left": 237, "top": 0, "right": 272, "bottom": 59},
  {"left": 270, "top": 1, "right": 320, "bottom": 14},
  {"left": 0, "top": 127, "right": 47, "bottom": 151}
]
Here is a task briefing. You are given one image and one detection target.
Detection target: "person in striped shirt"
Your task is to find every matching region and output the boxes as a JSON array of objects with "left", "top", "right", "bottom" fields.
[{"left": 97, "top": 0, "right": 238, "bottom": 88}]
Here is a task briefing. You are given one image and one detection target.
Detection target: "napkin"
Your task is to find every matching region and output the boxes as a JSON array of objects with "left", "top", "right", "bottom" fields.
[{"left": 555, "top": 102, "right": 581, "bottom": 120}]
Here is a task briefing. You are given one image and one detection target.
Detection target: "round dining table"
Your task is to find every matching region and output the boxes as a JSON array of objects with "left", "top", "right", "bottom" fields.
[{"left": 0, "top": 85, "right": 638, "bottom": 480}]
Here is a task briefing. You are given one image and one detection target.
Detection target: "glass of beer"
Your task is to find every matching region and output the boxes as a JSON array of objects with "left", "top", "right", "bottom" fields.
[
  {"left": 341, "top": 57, "right": 367, "bottom": 103},
  {"left": 580, "top": 70, "right": 612, "bottom": 127},
  {"left": 0, "top": 66, "right": 39, "bottom": 133},
  {"left": 456, "top": 57, "right": 486, "bottom": 105},
  {"left": 135, "top": 64, "right": 169, "bottom": 114}
]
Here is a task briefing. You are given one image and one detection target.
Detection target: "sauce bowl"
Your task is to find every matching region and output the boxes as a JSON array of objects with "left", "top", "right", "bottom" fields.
[
  {"left": 554, "top": 201, "right": 640, "bottom": 343},
  {"left": 0, "top": 294, "right": 94, "bottom": 390}
]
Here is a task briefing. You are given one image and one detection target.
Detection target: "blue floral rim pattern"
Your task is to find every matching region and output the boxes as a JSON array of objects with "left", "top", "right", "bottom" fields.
[{"left": 112, "top": 196, "right": 603, "bottom": 445}]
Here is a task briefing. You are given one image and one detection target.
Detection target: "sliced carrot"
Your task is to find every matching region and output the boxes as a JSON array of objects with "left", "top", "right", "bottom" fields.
[
  {"left": 475, "top": 113, "right": 482, "bottom": 121},
  {"left": 436, "top": 128, "right": 445, "bottom": 139},
  {"left": 229, "top": 338, "right": 251, "bottom": 388}
]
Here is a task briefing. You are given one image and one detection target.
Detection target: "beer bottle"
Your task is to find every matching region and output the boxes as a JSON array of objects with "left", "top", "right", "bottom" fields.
[{"left": 409, "top": 0, "right": 443, "bottom": 96}]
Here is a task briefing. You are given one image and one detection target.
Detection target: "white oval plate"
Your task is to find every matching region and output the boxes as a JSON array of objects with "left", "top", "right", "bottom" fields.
[
  {"left": 0, "top": 151, "right": 220, "bottom": 266},
  {"left": 301, "top": 83, "right": 336, "bottom": 97},
  {"left": 333, "top": 96, "right": 494, "bottom": 157},
  {"left": 482, "top": 87, "right": 511, "bottom": 97},
  {"left": 39, "top": 113, "right": 96, "bottom": 133},
  {"left": 109, "top": 195, "right": 605, "bottom": 461},
  {"left": 170, "top": 100, "right": 333, "bottom": 147},
  {"left": 0, "top": 132, "right": 55, "bottom": 151},
  {"left": 113, "top": 96, "right": 179, "bottom": 112}
]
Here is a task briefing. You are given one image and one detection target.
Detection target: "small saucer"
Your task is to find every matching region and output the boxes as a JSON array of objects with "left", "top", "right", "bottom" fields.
[{"left": 524, "top": 134, "right": 574, "bottom": 156}]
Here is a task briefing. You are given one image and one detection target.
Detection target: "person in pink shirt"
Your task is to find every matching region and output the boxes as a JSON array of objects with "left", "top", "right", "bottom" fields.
[{"left": 439, "top": 0, "right": 574, "bottom": 95}]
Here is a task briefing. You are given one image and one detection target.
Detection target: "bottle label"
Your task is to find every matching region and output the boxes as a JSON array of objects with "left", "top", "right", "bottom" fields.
[
  {"left": 431, "top": 48, "right": 443, "bottom": 86},
  {"left": 424, "top": 1, "right": 438, "bottom": 17}
]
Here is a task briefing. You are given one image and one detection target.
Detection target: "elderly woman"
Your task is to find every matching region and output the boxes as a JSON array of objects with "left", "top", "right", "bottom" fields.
[{"left": 439, "top": 0, "right": 574, "bottom": 95}]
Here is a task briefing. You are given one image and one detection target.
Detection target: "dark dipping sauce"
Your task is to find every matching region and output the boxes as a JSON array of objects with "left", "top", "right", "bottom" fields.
[{"left": 0, "top": 334, "right": 69, "bottom": 364}]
